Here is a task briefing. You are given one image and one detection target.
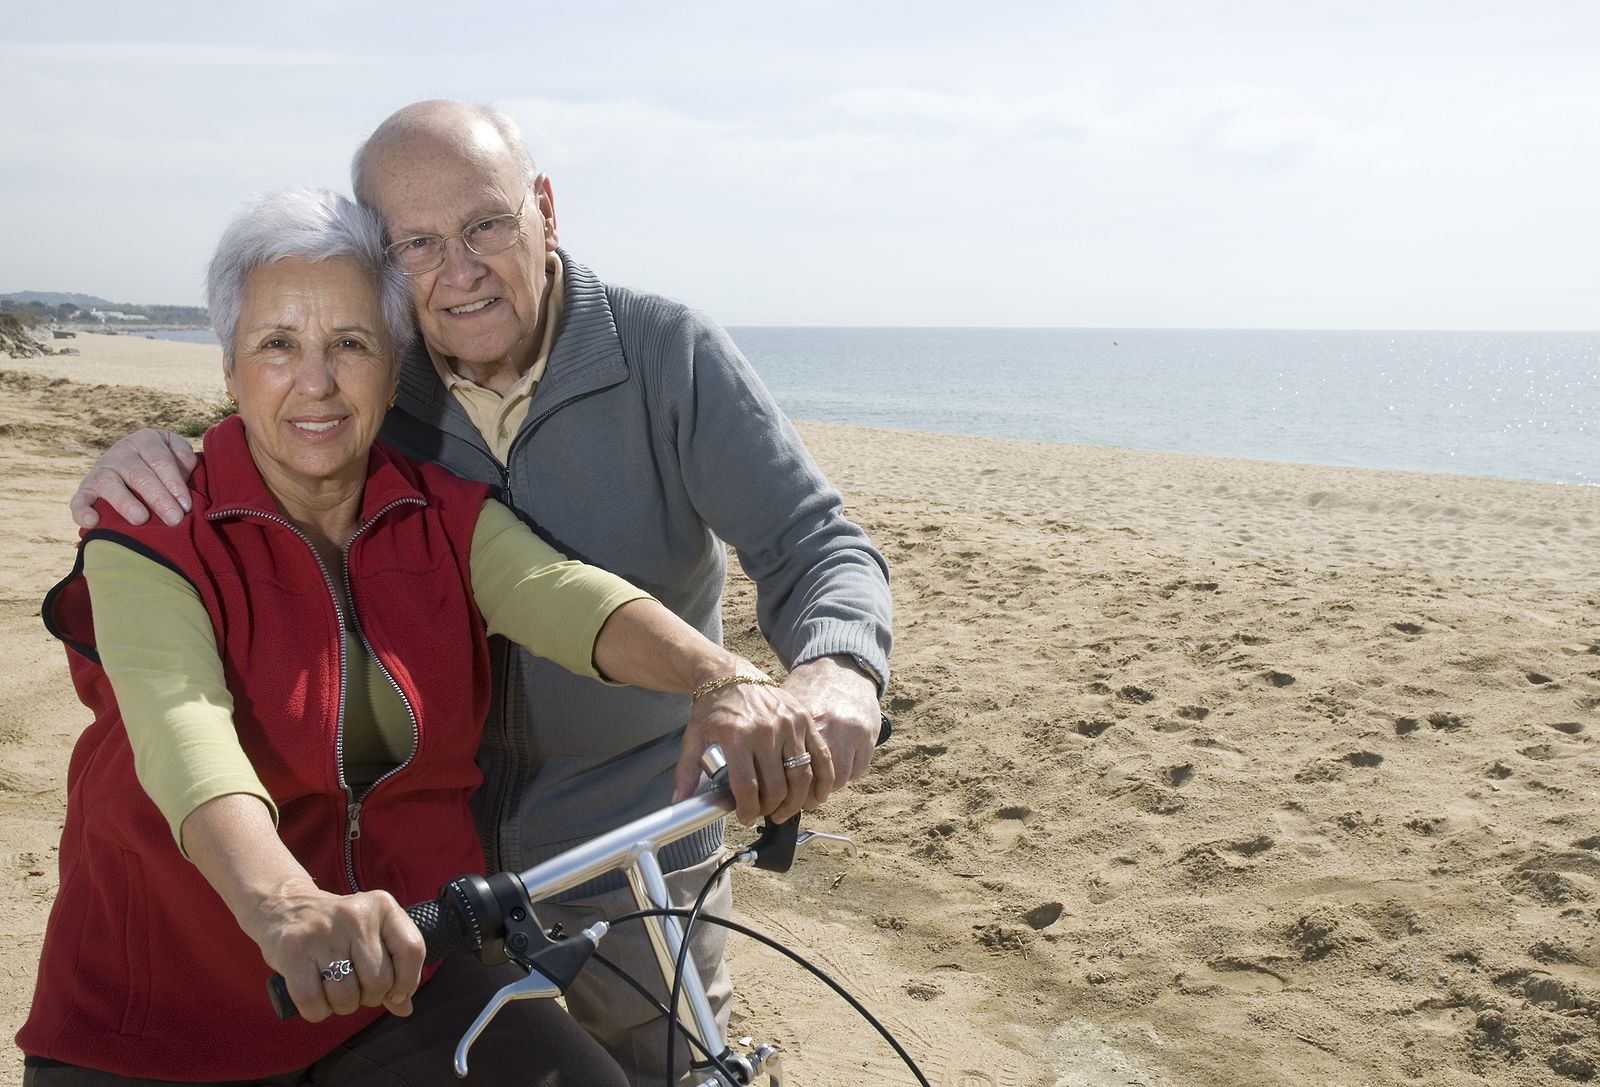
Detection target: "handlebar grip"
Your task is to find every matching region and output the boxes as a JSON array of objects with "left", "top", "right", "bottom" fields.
[
  {"left": 265, "top": 973, "right": 299, "bottom": 1021},
  {"left": 407, "top": 894, "right": 480, "bottom": 963}
]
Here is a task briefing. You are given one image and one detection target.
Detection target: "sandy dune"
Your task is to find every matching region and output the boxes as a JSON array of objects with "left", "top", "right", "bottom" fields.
[{"left": 3, "top": 333, "right": 1597, "bottom": 1085}]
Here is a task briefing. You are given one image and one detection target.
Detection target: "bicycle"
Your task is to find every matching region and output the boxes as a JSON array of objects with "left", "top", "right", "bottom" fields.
[{"left": 268, "top": 730, "right": 930, "bottom": 1085}]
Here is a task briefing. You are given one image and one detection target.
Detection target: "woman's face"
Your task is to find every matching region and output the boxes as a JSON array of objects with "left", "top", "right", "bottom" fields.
[{"left": 225, "top": 257, "right": 396, "bottom": 499}]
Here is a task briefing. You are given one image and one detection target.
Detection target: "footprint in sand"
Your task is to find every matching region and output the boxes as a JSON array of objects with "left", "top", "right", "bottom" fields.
[
  {"left": 1394, "top": 716, "right": 1422, "bottom": 735},
  {"left": 1086, "top": 855, "right": 1142, "bottom": 902},
  {"left": 1176, "top": 957, "right": 1288, "bottom": 995},
  {"left": 1526, "top": 671, "right": 1555, "bottom": 685},
  {"left": 1392, "top": 622, "right": 1424, "bottom": 635},
  {"left": 1502, "top": 850, "right": 1600, "bottom": 905},
  {"left": 1075, "top": 718, "right": 1116, "bottom": 738},
  {"left": 1021, "top": 901, "right": 1064, "bottom": 930},
  {"left": 1264, "top": 670, "right": 1296, "bottom": 688},
  {"left": 985, "top": 806, "right": 1032, "bottom": 851}
]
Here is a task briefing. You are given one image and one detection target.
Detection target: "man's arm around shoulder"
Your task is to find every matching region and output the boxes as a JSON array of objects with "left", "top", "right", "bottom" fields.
[{"left": 71, "top": 428, "right": 198, "bottom": 529}]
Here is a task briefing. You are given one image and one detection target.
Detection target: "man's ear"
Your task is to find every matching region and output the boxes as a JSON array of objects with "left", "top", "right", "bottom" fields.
[{"left": 535, "top": 174, "right": 559, "bottom": 251}]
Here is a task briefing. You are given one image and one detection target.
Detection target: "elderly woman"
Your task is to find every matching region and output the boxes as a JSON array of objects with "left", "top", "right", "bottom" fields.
[{"left": 18, "top": 189, "right": 815, "bottom": 1086}]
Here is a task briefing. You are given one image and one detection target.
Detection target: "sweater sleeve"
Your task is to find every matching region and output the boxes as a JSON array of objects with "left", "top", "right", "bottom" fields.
[
  {"left": 82, "top": 540, "right": 277, "bottom": 853},
  {"left": 469, "top": 500, "right": 653, "bottom": 679},
  {"left": 667, "top": 315, "right": 893, "bottom": 689}
]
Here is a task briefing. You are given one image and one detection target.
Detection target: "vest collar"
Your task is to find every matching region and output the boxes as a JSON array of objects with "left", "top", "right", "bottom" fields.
[{"left": 199, "top": 413, "right": 425, "bottom": 522}]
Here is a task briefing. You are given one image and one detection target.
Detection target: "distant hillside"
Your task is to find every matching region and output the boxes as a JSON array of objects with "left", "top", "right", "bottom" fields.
[
  {"left": 0, "top": 290, "right": 114, "bottom": 308},
  {"left": 0, "top": 292, "right": 207, "bottom": 324}
]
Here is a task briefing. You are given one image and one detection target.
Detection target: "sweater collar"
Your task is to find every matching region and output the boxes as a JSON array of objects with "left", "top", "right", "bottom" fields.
[
  {"left": 198, "top": 412, "right": 425, "bottom": 522},
  {"left": 393, "top": 249, "right": 629, "bottom": 424}
]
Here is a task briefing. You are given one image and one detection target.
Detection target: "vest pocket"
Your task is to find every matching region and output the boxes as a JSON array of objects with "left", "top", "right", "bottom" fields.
[{"left": 116, "top": 848, "right": 151, "bottom": 1036}]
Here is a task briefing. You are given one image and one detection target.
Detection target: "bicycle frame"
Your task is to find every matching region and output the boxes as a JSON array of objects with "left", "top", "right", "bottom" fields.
[
  {"left": 507, "top": 775, "right": 739, "bottom": 1069},
  {"left": 450, "top": 745, "right": 854, "bottom": 1083}
]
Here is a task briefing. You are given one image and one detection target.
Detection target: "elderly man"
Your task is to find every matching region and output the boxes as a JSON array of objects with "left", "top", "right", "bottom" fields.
[{"left": 71, "top": 100, "right": 892, "bottom": 1084}]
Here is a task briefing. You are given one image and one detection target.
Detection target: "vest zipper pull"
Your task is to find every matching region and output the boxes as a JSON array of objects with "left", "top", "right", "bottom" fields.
[{"left": 347, "top": 797, "right": 363, "bottom": 841}]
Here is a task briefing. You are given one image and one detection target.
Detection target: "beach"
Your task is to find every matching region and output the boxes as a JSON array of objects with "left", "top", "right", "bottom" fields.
[{"left": 2, "top": 335, "right": 1597, "bottom": 1086}]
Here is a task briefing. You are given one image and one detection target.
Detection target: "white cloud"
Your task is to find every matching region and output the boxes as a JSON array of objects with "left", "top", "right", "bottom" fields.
[{"left": 0, "top": 41, "right": 372, "bottom": 67}]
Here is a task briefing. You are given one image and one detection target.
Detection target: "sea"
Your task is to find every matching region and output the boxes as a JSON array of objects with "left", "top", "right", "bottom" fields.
[{"left": 142, "top": 327, "right": 1596, "bottom": 486}]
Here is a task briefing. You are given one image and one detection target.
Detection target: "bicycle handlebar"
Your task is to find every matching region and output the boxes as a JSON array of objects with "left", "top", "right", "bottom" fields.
[{"left": 268, "top": 714, "right": 891, "bottom": 1019}]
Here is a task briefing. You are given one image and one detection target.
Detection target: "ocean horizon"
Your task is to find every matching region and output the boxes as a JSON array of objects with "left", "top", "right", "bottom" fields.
[{"left": 138, "top": 326, "right": 1596, "bottom": 486}]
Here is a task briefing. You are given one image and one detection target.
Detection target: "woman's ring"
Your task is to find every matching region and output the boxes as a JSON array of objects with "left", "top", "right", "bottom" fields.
[
  {"left": 322, "top": 959, "right": 354, "bottom": 983},
  {"left": 782, "top": 752, "right": 813, "bottom": 770}
]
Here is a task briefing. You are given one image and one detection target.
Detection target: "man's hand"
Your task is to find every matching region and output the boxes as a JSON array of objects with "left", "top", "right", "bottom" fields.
[
  {"left": 783, "top": 655, "right": 881, "bottom": 806},
  {"left": 70, "top": 428, "right": 198, "bottom": 529},
  {"left": 672, "top": 671, "right": 833, "bottom": 826}
]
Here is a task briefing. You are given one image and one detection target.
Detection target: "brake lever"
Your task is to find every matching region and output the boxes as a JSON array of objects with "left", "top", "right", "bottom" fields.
[
  {"left": 453, "top": 967, "right": 563, "bottom": 1077},
  {"left": 453, "top": 920, "right": 609, "bottom": 1077},
  {"left": 795, "top": 829, "right": 857, "bottom": 858}
]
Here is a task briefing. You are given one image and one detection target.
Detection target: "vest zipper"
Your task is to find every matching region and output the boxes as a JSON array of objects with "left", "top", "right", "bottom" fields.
[
  {"left": 337, "top": 503, "right": 425, "bottom": 885},
  {"left": 209, "top": 497, "right": 425, "bottom": 893}
]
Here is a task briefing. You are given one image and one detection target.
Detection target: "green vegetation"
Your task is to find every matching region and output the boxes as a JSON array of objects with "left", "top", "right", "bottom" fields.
[
  {"left": 0, "top": 297, "right": 208, "bottom": 324},
  {"left": 0, "top": 308, "right": 45, "bottom": 329},
  {"left": 175, "top": 401, "right": 237, "bottom": 438}
]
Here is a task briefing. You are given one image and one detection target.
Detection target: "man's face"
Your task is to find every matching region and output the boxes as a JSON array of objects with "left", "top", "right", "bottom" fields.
[{"left": 366, "top": 133, "right": 558, "bottom": 380}]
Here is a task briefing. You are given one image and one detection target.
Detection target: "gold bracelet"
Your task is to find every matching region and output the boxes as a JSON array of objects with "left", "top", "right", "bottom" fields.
[{"left": 691, "top": 674, "right": 781, "bottom": 702}]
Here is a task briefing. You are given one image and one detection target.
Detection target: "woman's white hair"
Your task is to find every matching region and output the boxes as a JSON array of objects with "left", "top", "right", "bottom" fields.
[{"left": 206, "top": 187, "right": 414, "bottom": 364}]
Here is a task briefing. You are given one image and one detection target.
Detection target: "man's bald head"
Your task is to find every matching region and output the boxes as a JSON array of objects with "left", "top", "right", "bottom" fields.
[{"left": 352, "top": 100, "right": 538, "bottom": 210}]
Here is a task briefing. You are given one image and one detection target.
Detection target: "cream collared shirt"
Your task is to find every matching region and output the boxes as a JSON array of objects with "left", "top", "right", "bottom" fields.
[{"left": 428, "top": 252, "right": 565, "bottom": 464}]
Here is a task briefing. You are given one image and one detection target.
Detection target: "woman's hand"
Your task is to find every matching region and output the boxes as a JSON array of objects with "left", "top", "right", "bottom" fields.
[
  {"left": 245, "top": 876, "right": 426, "bottom": 1023},
  {"left": 180, "top": 794, "right": 425, "bottom": 1023}
]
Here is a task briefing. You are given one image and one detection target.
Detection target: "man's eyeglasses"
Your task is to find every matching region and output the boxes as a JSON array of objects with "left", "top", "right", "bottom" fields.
[{"left": 385, "top": 193, "right": 528, "bottom": 275}]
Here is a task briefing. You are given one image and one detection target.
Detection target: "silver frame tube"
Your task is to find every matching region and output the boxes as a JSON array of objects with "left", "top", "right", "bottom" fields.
[
  {"left": 513, "top": 788, "right": 732, "bottom": 903},
  {"left": 512, "top": 784, "right": 738, "bottom": 1075}
]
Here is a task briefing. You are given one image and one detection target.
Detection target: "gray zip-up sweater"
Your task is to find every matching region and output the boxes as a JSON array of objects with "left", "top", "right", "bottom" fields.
[{"left": 379, "top": 253, "right": 892, "bottom": 895}]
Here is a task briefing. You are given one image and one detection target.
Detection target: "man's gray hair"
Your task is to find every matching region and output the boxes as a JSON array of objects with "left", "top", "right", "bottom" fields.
[
  {"left": 206, "top": 187, "right": 414, "bottom": 364},
  {"left": 350, "top": 101, "right": 539, "bottom": 208}
]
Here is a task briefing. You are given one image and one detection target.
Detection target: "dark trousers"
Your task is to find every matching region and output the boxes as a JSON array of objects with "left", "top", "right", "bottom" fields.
[{"left": 21, "top": 955, "right": 628, "bottom": 1087}]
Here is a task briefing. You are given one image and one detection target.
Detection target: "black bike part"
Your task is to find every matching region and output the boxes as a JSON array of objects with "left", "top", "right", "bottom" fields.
[{"left": 748, "top": 813, "right": 800, "bottom": 872}]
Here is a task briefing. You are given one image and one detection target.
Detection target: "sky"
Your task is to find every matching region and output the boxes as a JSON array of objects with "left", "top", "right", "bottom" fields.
[{"left": 2, "top": 1, "right": 1596, "bottom": 329}]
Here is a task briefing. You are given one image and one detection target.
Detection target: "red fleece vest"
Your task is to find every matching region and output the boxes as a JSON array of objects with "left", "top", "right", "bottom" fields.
[{"left": 20, "top": 415, "right": 493, "bottom": 1079}]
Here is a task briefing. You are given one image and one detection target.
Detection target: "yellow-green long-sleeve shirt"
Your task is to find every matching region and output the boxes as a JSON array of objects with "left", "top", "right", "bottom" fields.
[{"left": 84, "top": 499, "right": 650, "bottom": 852}]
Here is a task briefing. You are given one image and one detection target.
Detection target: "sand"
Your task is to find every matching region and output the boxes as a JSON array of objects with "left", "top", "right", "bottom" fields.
[{"left": 2, "top": 333, "right": 1597, "bottom": 1086}]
